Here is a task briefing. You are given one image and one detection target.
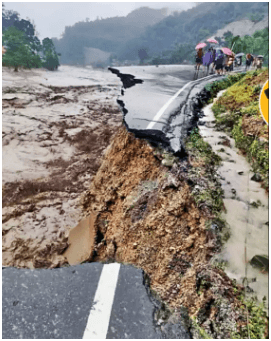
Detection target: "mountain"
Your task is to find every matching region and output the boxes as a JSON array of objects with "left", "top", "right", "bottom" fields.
[
  {"left": 52, "top": 2, "right": 268, "bottom": 66},
  {"left": 52, "top": 7, "right": 167, "bottom": 65},
  {"left": 117, "top": 2, "right": 268, "bottom": 61},
  {"left": 208, "top": 16, "right": 269, "bottom": 40}
]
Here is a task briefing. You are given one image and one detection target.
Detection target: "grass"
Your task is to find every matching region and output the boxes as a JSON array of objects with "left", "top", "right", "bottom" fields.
[
  {"left": 210, "top": 68, "right": 269, "bottom": 190},
  {"left": 232, "top": 121, "right": 269, "bottom": 186},
  {"left": 186, "top": 128, "right": 224, "bottom": 217},
  {"left": 191, "top": 316, "right": 212, "bottom": 339},
  {"left": 232, "top": 297, "right": 268, "bottom": 339}
]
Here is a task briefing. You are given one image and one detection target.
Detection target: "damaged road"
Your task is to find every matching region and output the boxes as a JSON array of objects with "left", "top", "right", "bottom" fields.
[
  {"left": 3, "top": 65, "right": 252, "bottom": 339},
  {"left": 109, "top": 65, "right": 225, "bottom": 154}
]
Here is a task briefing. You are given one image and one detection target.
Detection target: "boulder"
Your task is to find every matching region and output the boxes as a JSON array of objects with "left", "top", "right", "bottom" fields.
[{"left": 250, "top": 255, "right": 268, "bottom": 272}]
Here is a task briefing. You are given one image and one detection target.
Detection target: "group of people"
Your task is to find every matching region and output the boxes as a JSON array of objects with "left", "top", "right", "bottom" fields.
[
  {"left": 195, "top": 47, "right": 235, "bottom": 75},
  {"left": 245, "top": 53, "right": 264, "bottom": 70},
  {"left": 195, "top": 48, "right": 263, "bottom": 75}
]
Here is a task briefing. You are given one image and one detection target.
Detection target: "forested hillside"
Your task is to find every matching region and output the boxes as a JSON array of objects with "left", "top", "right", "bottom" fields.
[
  {"left": 117, "top": 2, "right": 268, "bottom": 62},
  {"left": 52, "top": 7, "right": 167, "bottom": 65},
  {"left": 52, "top": 2, "right": 268, "bottom": 66}
]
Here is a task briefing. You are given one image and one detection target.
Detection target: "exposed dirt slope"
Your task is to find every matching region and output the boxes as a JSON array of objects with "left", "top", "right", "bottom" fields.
[{"left": 82, "top": 126, "right": 248, "bottom": 338}]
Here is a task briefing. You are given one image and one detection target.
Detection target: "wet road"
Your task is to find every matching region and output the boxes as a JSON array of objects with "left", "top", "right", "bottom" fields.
[
  {"left": 114, "top": 65, "right": 215, "bottom": 131},
  {"left": 2, "top": 264, "right": 190, "bottom": 339}
]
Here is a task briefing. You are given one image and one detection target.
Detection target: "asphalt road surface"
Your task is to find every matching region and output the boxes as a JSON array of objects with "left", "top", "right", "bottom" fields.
[{"left": 2, "top": 64, "right": 242, "bottom": 339}]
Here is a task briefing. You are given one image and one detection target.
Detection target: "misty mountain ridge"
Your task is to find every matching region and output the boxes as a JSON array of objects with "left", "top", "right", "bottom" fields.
[{"left": 52, "top": 3, "right": 268, "bottom": 66}]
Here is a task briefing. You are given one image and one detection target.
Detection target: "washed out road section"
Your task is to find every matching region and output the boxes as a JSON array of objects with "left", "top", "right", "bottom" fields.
[{"left": 110, "top": 65, "right": 224, "bottom": 154}]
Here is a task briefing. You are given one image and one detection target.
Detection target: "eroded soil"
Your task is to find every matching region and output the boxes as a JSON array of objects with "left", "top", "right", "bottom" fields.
[{"left": 82, "top": 127, "right": 248, "bottom": 338}]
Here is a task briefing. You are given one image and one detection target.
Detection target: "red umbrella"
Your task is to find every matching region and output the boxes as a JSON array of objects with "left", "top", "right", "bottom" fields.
[
  {"left": 222, "top": 47, "right": 233, "bottom": 56},
  {"left": 195, "top": 42, "right": 206, "bottom": 50},
  {"left": 207, "top": 38, "right": 218, "bottom": 44}
]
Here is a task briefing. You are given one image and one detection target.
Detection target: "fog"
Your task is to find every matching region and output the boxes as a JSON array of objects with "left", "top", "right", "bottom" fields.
[{"left": 4, "top": 2, "right": 196, "bottom": 40}]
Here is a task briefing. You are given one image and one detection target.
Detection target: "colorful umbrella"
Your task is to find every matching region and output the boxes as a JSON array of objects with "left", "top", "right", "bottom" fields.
[
  {"left": 235, "top": 52, "right": 245, "bottom": 58},
  {"left": 207, "top": 38, "right": 218, "bottom": 44},
  {"left": 222, "top": 47, "right": 233, "bottom": 56},
  {"left": 195, "top": 42, "right": 206, "bottom": 50}
]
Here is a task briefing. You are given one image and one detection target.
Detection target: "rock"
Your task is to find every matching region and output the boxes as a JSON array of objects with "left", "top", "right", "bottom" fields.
[
  {"left": 162, "top": 159, "right": 174, "bottom": 167},
  {"left": 162, "top": 174, "right": 180, "bottom": 189},
  {"left": 259, "top": 137, "right": 268, "bottom": 144},
  {"left": 249, "top": 199, "right": 261, "bottom": 208},
  {"left": 251, "top": 173, "right": 262, "bottom": 182},
  {"left": 250, "top": 255, "right": 268, "bottom": 272}
]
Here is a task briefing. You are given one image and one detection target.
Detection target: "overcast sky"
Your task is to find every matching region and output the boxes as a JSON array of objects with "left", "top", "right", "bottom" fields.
[{"left": 3, "top": 2, "right": 197, "bottom": 40}]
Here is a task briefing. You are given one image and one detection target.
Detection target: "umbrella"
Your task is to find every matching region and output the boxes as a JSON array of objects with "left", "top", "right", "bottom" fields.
[
  {"left": 207, "top": 38, "right": 218, "bottom": 44},
  {"left": 222, "top": 47, "right": 233, "bottom": 56},
  {"left": 195, "top": 42, "right": 206, "bottom": 50},
  {"left": 235, "top": 52, "right": 245, "bottom": 58}
]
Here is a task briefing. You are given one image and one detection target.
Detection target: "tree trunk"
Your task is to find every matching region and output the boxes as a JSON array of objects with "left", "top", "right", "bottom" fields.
[{"left": 14, "top": 66, "right": 18, "bottom": 72}]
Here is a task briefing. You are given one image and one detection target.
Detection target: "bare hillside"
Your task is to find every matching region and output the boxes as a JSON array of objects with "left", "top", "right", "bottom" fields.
[{"left": 208, "top": 16, "right": 268, "bottom": 40}]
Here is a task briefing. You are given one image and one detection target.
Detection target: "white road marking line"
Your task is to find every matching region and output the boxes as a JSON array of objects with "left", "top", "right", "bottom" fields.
[
  {"left": 146, "top": 74, "right": 215, "bottom": 130},
  {"left": 83, "top": 263, "right": 120, "bottom": 339}
]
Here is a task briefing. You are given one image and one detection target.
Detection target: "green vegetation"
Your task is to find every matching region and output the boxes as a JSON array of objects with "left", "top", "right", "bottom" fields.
[
  {"left": 186, "top": 128, "right": 224, "bottom": 216},
  {"left": 42, "top": 38, "right": 59, "bottom": 71},
  {"left": 224, "top": 28, "right": 269, "bottom": 65},
  {"left": 232, "top": 297, "right": 268, "bottom": 339},
  {"left": 191, "top": 316, "right": 212, "bottom": 339},
  {"left": 2, "top": 26, "right": 42, "bottom": 71},
  {"left": 232, "top": 122, "right": 269, "bottom": 188},
  {"left": 211, "top": 69, "right": 269, "bottom": 189},
  {"left": 187, "top": 127, "right": 221, "bottom": 166},
  {"left": 50, "top": 2, "right": 268, "bottom": 65},
  {"left": 2, "top": 5, "right": 59, "bottom": 71}
]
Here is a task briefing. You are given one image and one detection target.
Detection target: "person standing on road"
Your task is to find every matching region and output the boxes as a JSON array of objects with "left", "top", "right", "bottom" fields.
[
  {"left": 214, "top": 49, "right": 224, "bottom": 75},
  {"left": 195, "top": 48, "right": 204, "bottom": 72},
  {"left": 245, "top": 53, "right": 254, "bottom": 71},
  {"left": 210, "top": 47, "right": 216, "bottom": 74},
  {"left": 202, "top": 48, "right": 213, "bottom": 75}
]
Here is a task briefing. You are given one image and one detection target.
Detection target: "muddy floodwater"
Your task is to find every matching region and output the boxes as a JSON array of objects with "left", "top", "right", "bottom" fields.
[
  {"left": 2, "top": 65, "right": 122, "bottom": 268},
  {"left": 199, "top": 94, "right": 268, "bottom": 309}
]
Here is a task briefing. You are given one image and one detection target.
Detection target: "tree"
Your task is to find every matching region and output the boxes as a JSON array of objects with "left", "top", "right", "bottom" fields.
[
  {"left": 138, "top": 48, "right": 148, "bottom": 64},
  {"left": 2, "top": 5, "right": 20, "bottom": 31},
  {"left": 14, "top": 18, "right": 41, "bottom": 52},
  {"left": 42, "top": 38, "right": 60, "bottom": 70},
  {"left": 2, "top": 26, "right": 42, "bottom": 71}
]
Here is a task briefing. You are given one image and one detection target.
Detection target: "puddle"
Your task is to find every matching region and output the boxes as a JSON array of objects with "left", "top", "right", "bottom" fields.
[{"left": 199, "top": 97, "right": 268, "bottom": 308}]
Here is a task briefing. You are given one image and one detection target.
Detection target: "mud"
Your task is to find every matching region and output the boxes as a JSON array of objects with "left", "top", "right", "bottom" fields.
[
  {"left": 81, "top": 126, "right": 247, "bottom": 338},
  {"left": 2, "top": 66, "right": 122, "bottom": 268}
]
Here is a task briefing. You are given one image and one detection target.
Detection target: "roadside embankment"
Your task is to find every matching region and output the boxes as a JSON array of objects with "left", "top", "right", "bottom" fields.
[
  {"left": 211, "top": 68, "right": 269, "bottom": 190},
  {"left": 80, "top": 70, "right": 268, "bottom": 338}
]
